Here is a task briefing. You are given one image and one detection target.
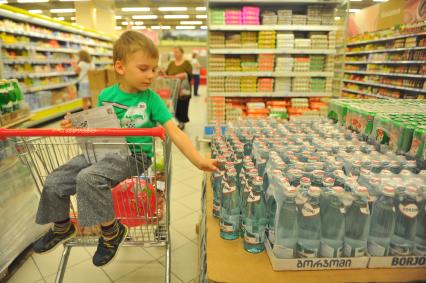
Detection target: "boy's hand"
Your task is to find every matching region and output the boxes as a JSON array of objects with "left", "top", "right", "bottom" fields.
[
  {"left": 197, "top": 158, "right": 218, "bottom": 172},
  {"left": 60, "top": 112, "right": 73, "bottom": 129}
]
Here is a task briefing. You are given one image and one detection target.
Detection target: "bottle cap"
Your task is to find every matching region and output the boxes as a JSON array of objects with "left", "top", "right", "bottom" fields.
[
  {"left": 272, "top": 169, "right": 282, "bottom": 176},
  {"left": 300, "top": 177, "right": 311, "bottom": 185},
  {"left": 253, "top": 176, "right": 263, "bottom": 186},
  {"left": 406, "top": 186, "right": 418, "bottom": 197},
  {"left": 279, "top": 177, "right": 289, "bottom": 184},
  {"left": 355, "top": 186, "right": 369, "bottom": 196},
  {"left": 383, "top": 186, "right": 395, "bottom": 197},
  {"left": 284, "top": 186, "right": 297, "bottom": 197},
  {"left": 308, "top": 186, "right": 321, "bottom": 197},
  {"left": 324, "top": 177, "right": 335, "bottom": 184},
  {"left": 332, "top": 186, "right": 344, "bottom": 195}
]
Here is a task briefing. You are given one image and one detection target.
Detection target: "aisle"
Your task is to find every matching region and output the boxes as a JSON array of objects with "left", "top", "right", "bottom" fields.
[{"left": 9, "top": 87, "right": 208, "bottom": 283}]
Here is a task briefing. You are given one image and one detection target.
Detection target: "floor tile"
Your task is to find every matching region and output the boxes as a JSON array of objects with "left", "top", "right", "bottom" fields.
[
  {"left": 171, "top": 212, "right": 200, "bottom": 241},
  {"left": 144, "top": 228, "right": 191, "bottom": 260},
  {"left": 176, "top": 192, "right": 202, "bottom": 212},
  {"left": 8, "top": 257, "right": 43, "bottom": 283},
  {"left": 32, "top": 246, "right": 91, "bottom": 278},
  {"left": 170, "top": 181, "right": 198, "bottom": 202},
  {"left": 170, "top": 200, "right": 195, "bottom": 222},
  {"left": 115, "top": 261, "right": 182, "bottom": 283},
  {"left": 162, "top": 241, "right": 199, "bottom": 283},
  {"left": 179, "top": 175, "right": 204, "bottom": 192},
  {"left": 44, "top": 259, "right": 112, "bottom": 283}
]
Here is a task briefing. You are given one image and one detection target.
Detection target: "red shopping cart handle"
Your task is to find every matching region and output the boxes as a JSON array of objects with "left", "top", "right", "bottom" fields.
[{"left": 0, "top": 127, "right": 166, "bottom": 139}]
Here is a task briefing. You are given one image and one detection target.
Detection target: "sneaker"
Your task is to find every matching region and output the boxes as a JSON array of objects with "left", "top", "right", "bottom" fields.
[
  {"left": 92, "top": 222, "right": 128, "bottom": 267},
  {"left": 33, "top": 223, "right": 76, "bottom": 254}
]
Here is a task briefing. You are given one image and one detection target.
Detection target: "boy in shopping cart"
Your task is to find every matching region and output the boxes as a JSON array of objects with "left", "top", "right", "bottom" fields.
[{"left": 33, "top": 31, "right": 217, "bottom": 267}]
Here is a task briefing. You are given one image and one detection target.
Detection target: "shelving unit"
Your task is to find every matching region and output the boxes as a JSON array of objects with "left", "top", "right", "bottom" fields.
[
  {"left": 206, "top": 0, "right": 349, "bottom": 124},
  {"left": 0, "top": 5, "right": 114, "bottom": 126},
  {"left": 343, "top": 22, "right": 426, "bottom": 100}
]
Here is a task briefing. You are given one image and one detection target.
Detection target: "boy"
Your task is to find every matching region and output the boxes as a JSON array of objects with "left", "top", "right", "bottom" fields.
[{"left": 33, "top": 31, "right": 217, "bottom": 267}]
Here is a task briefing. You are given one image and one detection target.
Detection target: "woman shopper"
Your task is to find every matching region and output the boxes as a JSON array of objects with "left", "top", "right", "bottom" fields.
[
  {"left": 191, "top": 52, "right": 201, "bottom": 96},
  {"left": 165, "top": 47, "right": 192, "bottom": 130},
  {"left": 73, "top": 50, "right": 95, "bottom": 110}
]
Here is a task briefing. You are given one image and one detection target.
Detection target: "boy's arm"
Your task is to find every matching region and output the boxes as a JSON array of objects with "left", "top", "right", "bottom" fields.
[{"left": 163, "top": 120, "right": 218, "bottom": 172}]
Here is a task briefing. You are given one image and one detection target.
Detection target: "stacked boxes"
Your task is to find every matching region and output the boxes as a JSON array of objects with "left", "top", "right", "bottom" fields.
[
  {"left": 210, "top": 9, "right": 225, "bottom": 25},
  {"left": 291, "top": 98, "right": 310, "bottom": 108},
  {"left": 277, "top": 10, "right": 292, "bottom": 25},
  {"left": 294, "top": 38, "right": 311, "bottom": 49},
  {"left": 242, "top": 6, "right": 260, "bottom": 25},
  {"left": 275, "top": 78, "right": 291, "bottom": 95},
  {"left": 225, "top": 77, "right": 241, "bottom": 92},
  {"left": 325, "top": 56, "right": 335, "bottom": 71},
  {"left": 292, "top": 15, "right": 307, "bottom": 25},
  {"left": 208, "top": 77, "right": 225, "bottom": 93},
  {"left": 310, "top": 33, "right": 329, "bottom": 49},
  {"left": 325, "top": 78, "right": 333, "bottom": 92},
  {"left": 225, "top": 9, "right": 242, "bottom": 25},
  {"left": 311, "top": 77, "right": 327, "bottom": 92},
  {"left": 225, "top": 33, "right": 242, "bottom": 48},
  {"left": 293, "top": 57, "right": 310, "bottom": 72},
  {"left": 241, "top": 31, "right": 258, "bottom": 48},
  {"left": 275, "top": 55, "right": 293, "bottom": 73},
  {"left": 241, "top": 77, "right": 257, "bottom": 92},
  {"left": 257, "top": 78, "right": 274, "bottom": 92},
  {"left": 208, "top": 96, "right": 225, "bottom": 123},
  {"left": 310, "top": 55, "right": 326, "bottom": 71},
  {"left": 225, "top": 56, "right": 241, "bottom": 72},
  {"left": 258, "top": 54, "right": 275, "bottom": 71},
  {"left": 321, "top": 7, "right": 335, "bottom": 25},
  {"left": 261, "top": 11, "right": 277, "bottom": 25},
  {"left": 307, "top": 5, "right": 322, "bottom": 25},
  {"left": 209, "top": 55, "right": 225, "bottom": 72},
  {"left": 209, "top": 32, "right": 225, "bottom": 48},
  {"left": 226, "top": 103, "right": 244, "bottom": 121},
  {"left": 258, "top": 31, "right": 276, "bottom": 49},
  {"left": 292, "top": 77, "right": 310, "bottom": 92},
  {"left": 241, "top": 55, "right": 258, "bottom": 72},
  {"left": 277, "top": 32, "right": 294, "bottom": 49},
  {"left": 328, "top": 31, "right": 336, "bottom": 49}
]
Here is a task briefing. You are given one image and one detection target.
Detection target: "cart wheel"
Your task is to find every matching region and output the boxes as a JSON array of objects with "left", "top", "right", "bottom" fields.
[{"left": 154, "top": 224, "right": 167, "bottom": 241}]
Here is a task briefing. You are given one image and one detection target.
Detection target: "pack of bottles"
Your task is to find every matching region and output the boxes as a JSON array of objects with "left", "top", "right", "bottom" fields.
[
  {"left": 0, "top": 79, "right": 25, "bottom": 114},
  {"left": 211, "top": 117, "right": 426, "bottom": 259}
]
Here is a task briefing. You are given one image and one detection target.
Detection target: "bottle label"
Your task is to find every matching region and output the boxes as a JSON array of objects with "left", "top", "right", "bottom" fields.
[
  {"left": 273, "top": 245, "right": 294, "bottom": 259},
  {"left": 220, "top": 215, "right": 240, "bottom": 233},
  {"left": 320, "top": 242, "right": 342, "bottom": 258},
  {"left": 302, "top": 203, "right": 320, "bottom": 217},
  {"left": 296, "top": 194, "right": 307, "bottom": 206},
  {"left": 268, "top": 229, "right": 276, "bottom": 244},
  {"left": 360, "top": 205, "right": 369, "bottom": 215},
  {"left": 296, "top": 242, "right": 318, "bottom": 258},
  {"left": 389, "top": 242, "right": 413, "bottom": 256},
  {"left": 367, "top": 241, "right": 386, "bottom": 256},
  {"left": 223, "top": 183, "right": 237, "bottom": 195},
  {"left": 247, "top": 192, "right": 261, "bottom": 203},
  {"left": 399, "top": 203, "right": 419, "bottom": 219},
  {"left": 244, "top": 230, "right": 262, "bottom": 245},
  {"left": 213, "top": 203, "right": 220, "bottom": 213},
  {"left": 344, "top": 242, "right": 365, "bottom": 257}
]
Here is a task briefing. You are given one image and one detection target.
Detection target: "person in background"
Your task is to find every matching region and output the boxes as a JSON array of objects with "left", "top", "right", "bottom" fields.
[
  {"left": 165, "top": 47, "right": 192, "bottom": 130},
  {"left": 73, "top": 50, "right": 95, "bottom": 110},
  {"left": 191, "top": 52, "right": 201, "bottom": 96}
]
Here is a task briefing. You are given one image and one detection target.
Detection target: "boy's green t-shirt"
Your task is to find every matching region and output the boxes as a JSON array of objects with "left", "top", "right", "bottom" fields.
[{"left": 97, "top": 83, "right": 172, "bottom": 157}]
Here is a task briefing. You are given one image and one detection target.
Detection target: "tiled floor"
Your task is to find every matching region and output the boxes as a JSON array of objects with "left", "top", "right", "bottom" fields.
[{"left": 9, "top": 86, "right": 209, "bottom": 283}]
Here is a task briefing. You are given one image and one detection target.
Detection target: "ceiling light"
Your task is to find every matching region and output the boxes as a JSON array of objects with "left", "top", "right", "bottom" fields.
[
  {"left": 196, "top": 15, "right": 207, "bottom": 19},
  {"left": 196, "top": 7, "right": 206, "bottom": 11},
  {"left": 121, "top": 21, "right": 133, "bottom": 25},
  {"left": 176, "top": 25, "right": 195, "bottom": 29},
  {"left": 200, "top": 26, "right": 207, "bottom": 30},
  {"left": 158, "top": 7, "right": 187, "bottom": 11},
  {"left": 50, "top": 8, "right": 76, "bottom": 13},
  {"left": 71, "top": 16, "right": 76, "bottom": 20},
  {"left": 180, "top": 21, "right": 202, "bottom": 25},
  {"left": 334, "top": 16, "right": 341, "bottom": 20},
  {"left": 59, "top": 0, "right": 89, "bottom": 1},
  {"left": 115, "top": 26, "right": 122, "bottom": 30},
  {"left": 132, "top": 15, "right": 158, "bottom": 20},
  {"left": 349, "top": 8, "right": 361, "bottom": 13},
  {"left": 373, "top": 0, "right": 388, "bottom": 2},
  {"left": 17, "top": 0, "right": 48, "bottom": 2},
  {"left": 0, "top": 0, "right": 8, "bottom": 3},
  {"left": 121, "top": 7, "right": 150, "bottom": 12},
  {"left": 164, "top": 15, "right": 189, "bottom": 19},
  {"left": 161, "top": 26, "right": 171, "bottom": 29},
  {"left": 132, "top": 26, "right": 146, "bottom": 30},
  {"left": 350, "top": 0, "right": 362, "bottom": 1},
  {"left": 134, "top": 21, "right": 144, "bottom": 25},
  {"left": 29, "top": 9, "right": 43, "bottom": 14},
  {"left": 54, "top": 17, "right": 65, "bottom": 20},
  {"left": 151, "top": 26, "right": 161, "bottom": 29},
  {"left": 115, "top": 16, "right": 122, "bottom": 19}
]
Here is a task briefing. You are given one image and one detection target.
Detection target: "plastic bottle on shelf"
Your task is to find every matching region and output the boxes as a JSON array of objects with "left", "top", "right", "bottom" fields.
[
  {"left": 320, "top": 177, "right": 335, "bottom": 220},
  {"left": 244, "top": 176, "right": 267, "bottom": 254},
  {"left": 220, "top": 167, "right": 241, "bottom": 240},
  {"left": 266, "top": 174, "right": 289, "bottom": 246},
  {"left": 390, "top": 186, "right": 419, "bottom": 256},
  {"left": 240, "top": 168, "right": 258, "bottom": 238},
  {"left": 320, "top": 186, "right": 345, "bottom": 258},
  {"left": 367, "top": 186, "right": 396, "bottom": 256},
  {"left": 212, "top": 155, "right": 227, "bottom": 218},
  {"left": 414, "top": 187, "right": 426, "bottom": 255},
  {"left": 296, "top": 187, "right": 321, "bottom": 258},
  {"left": 295, "top": 177, "right": 312, "bottom": 209}
]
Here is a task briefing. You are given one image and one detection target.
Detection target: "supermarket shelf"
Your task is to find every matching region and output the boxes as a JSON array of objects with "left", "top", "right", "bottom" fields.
[
  {"left": 24, "top": 81, "right": 77, "bottom": 93},
  {"left": 346, "top": 32, "right": 426, "bottom": 47},
  {"left": 94, "top": 61, "right": 112, "bottom": 65},
  {"left": 25, "top": 98, "right": 82, "bottom": 127},
  {"left": 344, "top": 70, "right": 426, "bottom": 79},
  {"left": 343, "top": 79, "right": 426, "bottom": 93},
  {"left": 209, "top": 24, "right": 338, "bottom": 31},
  {"left": 208, "top": 71, "right": 334, "bottom": 77},
  {"left": 345, "top": 46, "right": 426, "bottom": 55},
  {"left": 2, "top": 115, "right": 31, "bottom": 128},
  {"left": 3, "top": 71, "right": 76, "bottom": 79},
  {"left": 2, "top": 43, "right": 112, "bottom": 56},
  {"left": 0, "top": 27, "right": 112, "bottom": 48},
  {"left": 209, "top": 48, "right": 336, "bottom": 54},
  {"left": 342, "top": 88, "right": 393, "bottom": 99},
  {"left": 345, "top": 60, "right": 426, "bottom": 65},
  {"left": 3, "top": 58, "right": 73, "bottom": 64},
  {"left": 209, "top": 92, "right": 332, "bottom": 97}
]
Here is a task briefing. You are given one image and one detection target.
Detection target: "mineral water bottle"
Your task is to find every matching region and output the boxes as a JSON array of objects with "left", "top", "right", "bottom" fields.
[
  {"left": 320, "top": 186, "right": 345, "bottom": 258},
  {"left": 241, "top": 168, "right": 258, "bottom": 237},
  {"left": 320, "top": 177, "right": 335, "bottom": 220},
  {"left": 233, "top": 144, "right": 245, "bottom": 179},
  {"left": 367, "top": 186, "right": 396, "bottom": 256},
  {"left": 311, "top": 170, "right": 325, "bottom": 187},
  {"left": 240, "top": 161, "right": 254, "bottom": 195},
  {"left": 212, "top": 155, "right": 226, "bottom": 218},
  {"left": 390, "top": 186, "right": 419, "bottom": 256},
  {"left": 415, "top": 188, "right": 426, "bottom": 255},
  {"left": 220, "top": 168, "right": 241, "bottom": 240},
  {"left": 266, "top": 175, "right": 289, "bottom": 245},
  {"left": 366, "top": 176, "right": 382, "bottom": 212},
  {"left": 296, "top": 187, "right": 321, "bottom": 258},
  {"left": 274, "top": 186, "right": 298, "bottom": 258},
  {"left": 295, "top": 177, "right": 312, "bottom": 209},
  {"left": 344, "top": 186, "right": 370, "bottom": 257},
  {"left": 244, "top": 176, "right": 267, "bottom": 253}
]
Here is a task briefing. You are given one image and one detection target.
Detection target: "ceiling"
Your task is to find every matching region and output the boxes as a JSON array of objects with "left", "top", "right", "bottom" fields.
[{"left": 4, "top": 0, "right": 384, "bottom": 30}]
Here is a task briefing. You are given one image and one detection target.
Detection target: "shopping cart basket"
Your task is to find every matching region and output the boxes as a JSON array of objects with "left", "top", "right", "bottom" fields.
[
  {"left": 0, "top": 127, "right": 172, "bottom": 283},
  {"left": 150, "top": 77, "right": 181, "bottom": 114}
]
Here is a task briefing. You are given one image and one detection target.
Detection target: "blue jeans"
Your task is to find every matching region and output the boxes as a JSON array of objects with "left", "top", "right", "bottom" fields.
[{"left": 193, "top": 74, "right": 200, "bottom": 96}]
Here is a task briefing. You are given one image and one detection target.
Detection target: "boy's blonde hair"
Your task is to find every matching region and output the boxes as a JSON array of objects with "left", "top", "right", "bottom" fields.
[
  {"left": 78, "top": 50, "right": 91, "bottom": 63},
  {"left": 113, "top": 31, "right": 159, "bottom": 63}
]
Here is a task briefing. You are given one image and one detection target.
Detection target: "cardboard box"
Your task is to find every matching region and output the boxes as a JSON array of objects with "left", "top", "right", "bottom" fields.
[
  {"left": 368, "top": 255, "right": 426, "bottom": 269},
  {"left": 106, "top": 68, "right": 118, "bottom": 86},
  {"left": 89, "top": 68, "right": 118, "bottom": 106}
]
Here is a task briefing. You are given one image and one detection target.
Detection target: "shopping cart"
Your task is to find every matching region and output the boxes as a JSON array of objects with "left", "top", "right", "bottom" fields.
[
  {"left": 150, "top": 77, "right": 181, "bottom": 114},
  {"left": 0, "top": 127, "right": 172, "bottom": 283}
]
